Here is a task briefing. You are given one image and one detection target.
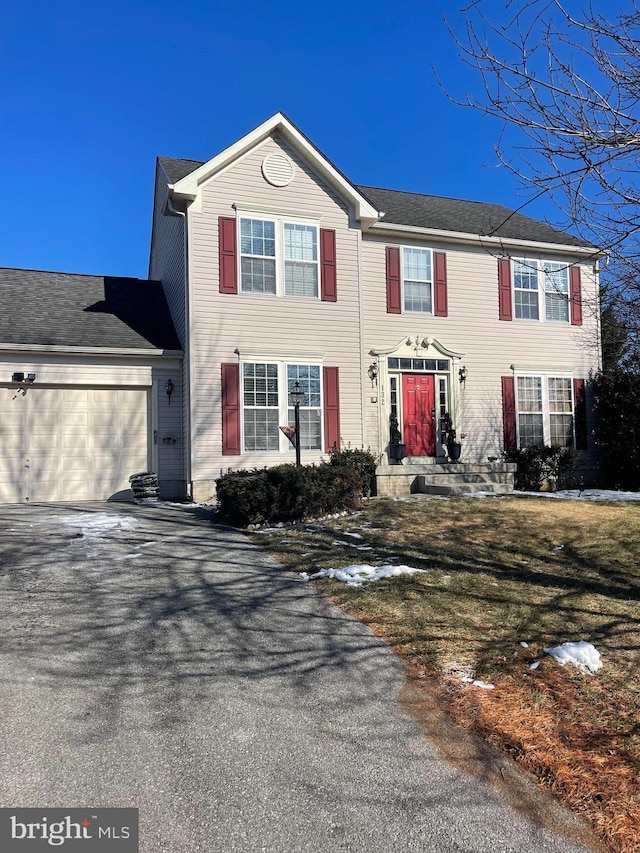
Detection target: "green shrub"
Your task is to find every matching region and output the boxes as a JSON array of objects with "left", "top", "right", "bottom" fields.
[
  {"left": 503, "top": 446, "right": 584, "bottom": 491},
  {"left": 328, "top": 445, "right": 378, "bottom": 497},
  {"left": 216, "top": 463, "right": 362, "bottom": 527}
]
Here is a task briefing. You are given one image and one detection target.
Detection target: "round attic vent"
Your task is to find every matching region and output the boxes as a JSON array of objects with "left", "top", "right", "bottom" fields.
[{"left": 262, "top": 152, "right": 295, "bottom": 187}]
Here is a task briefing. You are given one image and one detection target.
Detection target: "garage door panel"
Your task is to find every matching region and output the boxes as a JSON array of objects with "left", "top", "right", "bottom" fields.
[{"left": 0, "top": 385, "right": 150, "bottom": 503}]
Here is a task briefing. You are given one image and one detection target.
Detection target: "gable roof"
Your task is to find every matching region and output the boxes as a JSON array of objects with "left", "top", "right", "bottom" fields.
[
  {"left": 0, "top": 269, "right": 182, "bottom": 351},
  {"left": 157, "top": 154, "right": 589, "bottom": 249},
  {"left": 162, "top": 113, "right": 380, "bottom": 228}
]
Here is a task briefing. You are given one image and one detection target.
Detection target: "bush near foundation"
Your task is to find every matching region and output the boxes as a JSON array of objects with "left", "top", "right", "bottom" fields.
[
  {"left": 216, "top": 464, "right": 362, "bottom": 527},
  {"left": 503, "top": 446, "right": 584, "bottom": 491},
  {"left": 328, "top": 446, "right": 378, "bottom": 497}
]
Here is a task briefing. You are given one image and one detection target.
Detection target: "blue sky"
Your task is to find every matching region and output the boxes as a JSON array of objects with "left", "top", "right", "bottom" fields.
[{"left": 2, "top": 0, "right": 560, "bottom": 279}]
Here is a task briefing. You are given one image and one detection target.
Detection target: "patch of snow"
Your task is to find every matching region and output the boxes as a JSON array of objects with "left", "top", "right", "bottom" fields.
[
  {"left": 520, "top": 641, "right": 529, "bottom": 648},
  {"left": 544, "top": 641, "right": 602, "bottom": 673},
  {"left": 529, "top": 661, "right": 540, "bottom": 670},
  {"left": 302, "top": 564, "right": 426, "bottom": 586},
  {"left": 472, "top": 680, "right": 495, "bottom": 690},
  {"left": 520, "top": 489, "right": 640, "bottom": 501},
  {"left": 341, "top": 531, "right": 363, "bottom": 539},
  {"left": 60, "top": 512, "right": 138, "bottom": 538},
  {"left": 115, "top": 553, "right": 142, "bottom": 561}
]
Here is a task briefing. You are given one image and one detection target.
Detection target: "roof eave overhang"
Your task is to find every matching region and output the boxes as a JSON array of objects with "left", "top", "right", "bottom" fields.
[
  {"left": 0, "top": 343, "right": 183, "bottom": 357},
  {"left": 369, "top": 221, "right": 601, "bottom": 257},
  {"left": 169, "top": 112, "right": 380, "bottom": 226}
]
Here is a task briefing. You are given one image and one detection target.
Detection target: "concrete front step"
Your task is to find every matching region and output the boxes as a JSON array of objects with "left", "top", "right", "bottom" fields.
[
  {"left": 418, "top": 482, "right": 514, "bottom": 496},
  {"left": 376, "top": 462, "right": 517, "bottom": 497}
]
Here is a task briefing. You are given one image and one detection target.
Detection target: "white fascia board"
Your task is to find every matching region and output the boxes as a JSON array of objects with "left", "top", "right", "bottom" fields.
[
  {"left": 369, "top": 222, "right": 601, "bottom": 258},
  {"left": 170, "top": 113, "right": 380, "bottom": 226},
  {"left": 0, "top": 343, "right": 183, "bottom": 358}
]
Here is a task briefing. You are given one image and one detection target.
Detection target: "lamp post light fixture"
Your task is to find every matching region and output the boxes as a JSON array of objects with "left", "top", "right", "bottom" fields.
[{"left": 289, "top": 380, "right": 306, "bottom": 468}]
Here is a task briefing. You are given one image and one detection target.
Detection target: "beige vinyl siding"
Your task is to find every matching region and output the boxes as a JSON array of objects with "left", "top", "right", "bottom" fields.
[
  {"left": 187, "top": 133, "right": 364, "bottom": 482},
  {"left": 149, "top": 162, "right": 186, "bottom": 346},
  {"left": 154, "top": 365, "right": 183, "bottom": 490},
  {"left": 361, "top": 235, "right": 600, "bottom": 463}
]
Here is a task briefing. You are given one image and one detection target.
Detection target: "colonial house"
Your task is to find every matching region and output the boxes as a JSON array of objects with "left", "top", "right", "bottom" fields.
[{"left": 0, "top": 113, "right": 601, "bottom": 504}]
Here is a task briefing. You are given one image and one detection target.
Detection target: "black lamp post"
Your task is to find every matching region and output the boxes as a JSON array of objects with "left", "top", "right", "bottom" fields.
[{"left": 290, "top": 380, "right": 306, "bottom": 468}]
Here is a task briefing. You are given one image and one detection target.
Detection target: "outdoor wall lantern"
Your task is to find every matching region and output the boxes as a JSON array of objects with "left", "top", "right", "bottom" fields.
[
  {"left": 289, "top": 380, "right": 306, "bottom": 468},
  {"left": 165, "top": 378, "right": 174, "bottom": 405},
  {"left": 11, "top": 372, "right": 36, "bottom": 383},
  {"left": 458, "top": 366, "right": 468, "bottom": 384},
  {"left": 367, "top": 361, "right": 379, "bottom": 386}
]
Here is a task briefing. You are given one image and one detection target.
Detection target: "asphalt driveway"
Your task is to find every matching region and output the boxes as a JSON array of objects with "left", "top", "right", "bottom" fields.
[{"left": 0, "top": 502, "right": 596, "bottom": 852}]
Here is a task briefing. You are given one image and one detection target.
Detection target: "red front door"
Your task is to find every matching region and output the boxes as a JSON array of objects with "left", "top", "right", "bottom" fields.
[{"left": 402, "top": 374, "right": 436, "bottom": 456}]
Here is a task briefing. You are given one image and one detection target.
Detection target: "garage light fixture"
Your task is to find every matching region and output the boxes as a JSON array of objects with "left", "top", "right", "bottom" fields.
[
  {"left": 165, "top": 378, "right": 174, "bottom": 405},
  {"left": 11, "top": 372, "right": 36, "bottom": 383}
]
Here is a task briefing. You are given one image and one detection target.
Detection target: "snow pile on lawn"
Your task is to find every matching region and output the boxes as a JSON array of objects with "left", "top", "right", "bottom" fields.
[
  {"left": 61, "top": 512, "right": 138, "bottom": 538},
  {"left": 544, "top": 641, "right": 603, "bottom": 672},
  {"left": 465, "top": 489, "right": 640, "bottom": 501},
  {"left": 300, "top": 564, "right": 425, "bottom": 585}
]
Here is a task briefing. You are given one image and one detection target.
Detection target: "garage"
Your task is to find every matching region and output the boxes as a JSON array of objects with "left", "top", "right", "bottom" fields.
[
  {"left": 0, "top": 268, "right": 184, "bottom": 504},
  {"left": 0, "top": 385, "right": 150, "bottom": 503}
]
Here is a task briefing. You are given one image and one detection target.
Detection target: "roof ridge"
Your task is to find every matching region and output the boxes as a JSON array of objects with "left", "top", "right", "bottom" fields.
[{"left": 0, "top": 267, "right": 158, "bottom": 282}]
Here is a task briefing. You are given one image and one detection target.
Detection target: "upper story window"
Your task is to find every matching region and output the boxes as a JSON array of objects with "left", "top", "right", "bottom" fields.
[
  {"left": 402, "top": 247, "right": 432, "bottom": 313},
  {"left": 513, "top": 259, "right": 570, "bottom": 323},
  {"left": 239, "top": 216, "right": 319, "bottom": 298},
  {"left": 386, "top": 246, "right": 448, "bottom": 317}
]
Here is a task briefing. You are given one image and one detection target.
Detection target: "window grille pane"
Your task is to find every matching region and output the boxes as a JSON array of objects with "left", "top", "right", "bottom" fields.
[
  {"left": 284, "top": 261, "right": 318, "bottom": 297},
  {"left": 240, "top": 218, "right": 276, "bottom": 257},
  {"left": 388, "top": 358, "right": 399, "bottom": 370},
  {"left": 550, "top": 414, "right": 574, "bottom": 447},
  {"left": 241, "top": 257, "right": 276, "bottom": 293},
  {"left": 542, "top": 262, "right": 569, "bottom": 294},
  {"left": 287, "top": 408, "right": 321, "bottom": 450},
  {"left": 287, "top": 364, "right": 321, "bottom": 407},
  {"left": 404, "top": 280, "right": 432, "bottom": 312},
  {"left": 545, "top": 292, "right": 569, "bottom": 322},
  {"left": 517, "top": 377, "right": 542, "bottom": 411},
  {"left": 515, "top": 289, "right": 539, "bottom": 320},
  {"left": 548, "top": 378, "right": 572, "bottom": 413},
  {"left": 244, "top": 410, "right": 279, "bottom": 451},
  {"left": 284, "top": 223, "right": 317, "bottom": 261},
  {"left": 514, "top": 259, "right": 538, "bottom": 290},
  {"left": 518, "top": 414, "right": 544, "bottom": 447},
  {"left": 403, "top": 248, "right": 431, "bottom": 281}
]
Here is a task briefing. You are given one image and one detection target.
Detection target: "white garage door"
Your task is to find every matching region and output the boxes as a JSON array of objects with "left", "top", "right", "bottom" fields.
[{"left": 0, "top": 386, "right": 150, "bottom": 503}]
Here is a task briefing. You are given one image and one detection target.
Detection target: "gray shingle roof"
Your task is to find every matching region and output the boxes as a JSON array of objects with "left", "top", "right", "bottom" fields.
[
  {"left": 356, "top": 185, "right": 587, "bottom": 247},
  {"left": 0, "top": 269, "right": 182, "bottom": 351},
  {"left": 157, "top": 155, "right": 588, "bottom": 248}
]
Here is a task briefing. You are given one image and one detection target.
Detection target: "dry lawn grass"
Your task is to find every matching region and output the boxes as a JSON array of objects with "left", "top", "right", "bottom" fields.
[{"left": 254, "top": 495, "right": 640, "bottom": 853}]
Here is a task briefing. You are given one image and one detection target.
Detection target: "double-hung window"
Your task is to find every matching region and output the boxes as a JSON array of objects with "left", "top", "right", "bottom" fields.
[
  {"left": 242, "top": 362, "right": 322, "bottom": 452},
  {"left": 239, "top": 216, "right": 319, "bottom": 298},
  {"left": 516, "top": 376, "right": 574, "bottom": 448},
  {"left": 402, "top": 247, "right": 432, "bottom": 313},
  {"left": 513, "top": 259, "right": 570, "bottom": 322}
]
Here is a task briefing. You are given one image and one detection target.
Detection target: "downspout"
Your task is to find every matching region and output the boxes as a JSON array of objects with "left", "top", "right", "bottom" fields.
[{"left": 167, "top": 194, "right": 193, "bottom": 500}]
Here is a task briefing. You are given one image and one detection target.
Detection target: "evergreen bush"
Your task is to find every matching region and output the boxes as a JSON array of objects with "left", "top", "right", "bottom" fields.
[
  {"left": 503, "top": 446, "right": 584, "bottom": 491},
  {"left": 216, "top": 464, "right": 362, "bottom": 527}
]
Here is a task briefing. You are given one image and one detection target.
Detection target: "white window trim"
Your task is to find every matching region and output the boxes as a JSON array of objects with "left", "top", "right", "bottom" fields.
[
  {"left": 512, "top": 258, "right": 571, "bottom": 324},
  {"left": 515, "top": 374, "right": 575, "bottom": 448},
  {"left": 241, "top": 360, "right": 324, "bottom": 454},
  {"left": 237, "top": 213, "right": 321, "bottom": 300},
  {"left": 401, "top": 245, "right": 433, "bottom": 314}
]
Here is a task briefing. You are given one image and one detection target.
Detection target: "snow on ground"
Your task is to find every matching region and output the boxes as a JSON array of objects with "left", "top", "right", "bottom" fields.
[
  {"left": 60, "top": 512, "right": 139, "bottom": 538},
  {"left": 465, "top": 489, "right": 640, "bottom": 501},
  {"left": 544, "top": 641, "right": 603, "bottom": 672},
  {"left": 299, "top": 564, "right": 426, "bottom": 586}
]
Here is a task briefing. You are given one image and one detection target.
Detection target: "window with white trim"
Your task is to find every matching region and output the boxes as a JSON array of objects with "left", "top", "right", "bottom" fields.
[
  {"left": 242, "top": 362, "right": 323, "bottom": 452},
  {"left": 239, "top": 216, "right": 319, "bottom": 298},
  {"left": 513, "top": 259, "right": 570, "bottom": 322},
  {"left": 516, "top": 375, "right": 574, "bottom": 448},
  {"left": 402, "top": 247, "right": 432, "bottom": 313}
]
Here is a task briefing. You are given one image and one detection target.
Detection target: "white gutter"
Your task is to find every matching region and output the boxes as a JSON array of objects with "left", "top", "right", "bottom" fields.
[
  {"left": 369, "top": 222, "right": 601, "bottom": 257},
  {"left": 0, "top": 344, "right": 183, "bottom": 357}
]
